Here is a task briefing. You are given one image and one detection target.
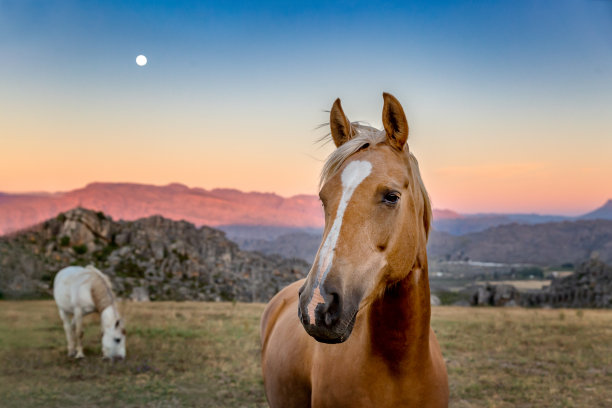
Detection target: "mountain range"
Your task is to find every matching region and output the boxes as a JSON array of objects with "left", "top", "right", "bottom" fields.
[{"left": 1, "top": 182, "right": 610, "bottom": 237}]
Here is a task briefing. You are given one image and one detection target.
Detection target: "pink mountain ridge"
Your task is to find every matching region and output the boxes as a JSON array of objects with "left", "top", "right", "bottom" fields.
[{"left": 0, "top": 182, "right": 463, "bottom": 235}]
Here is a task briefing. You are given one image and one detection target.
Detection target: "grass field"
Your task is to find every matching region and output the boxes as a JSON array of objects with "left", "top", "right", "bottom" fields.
[{"left": 1, "top": 301, "right": 611, "bottom": 407}]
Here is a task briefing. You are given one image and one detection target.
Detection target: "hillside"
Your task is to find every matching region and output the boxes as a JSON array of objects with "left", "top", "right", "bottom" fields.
[
  {"left": 0, "top": 208, "right": 309, "bottom": 301},
  {"left": 428, "top": 220, "right": 612, "bottom": 266}
]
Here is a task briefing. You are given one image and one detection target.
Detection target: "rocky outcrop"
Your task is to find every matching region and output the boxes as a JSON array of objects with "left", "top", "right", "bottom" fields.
[
  {"left": 521, "top": 259, "right": 612, "bottom": 308},
  {"left": 470, "top": 283, "right": 520, "bottom": 307},
  {"left": 468, "top": 259, "right": 612, "bottom": 308},
  {"left": 0, "top": 208, "right": 309, "bottom": 301}
]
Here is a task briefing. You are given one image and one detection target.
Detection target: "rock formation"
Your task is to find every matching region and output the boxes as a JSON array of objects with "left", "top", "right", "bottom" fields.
[
  {"left": 0, "top": 208, "right": 310, "bottom": 302},
  {"left": 521, "top": 259, "right": 612, "bottom": 308},
  {"left": 469, "top": 259, "right": 612, "bottom": 308}
]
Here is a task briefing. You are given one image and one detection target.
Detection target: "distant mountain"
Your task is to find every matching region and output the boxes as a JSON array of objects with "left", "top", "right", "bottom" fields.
[
  {"left": 0, "top": 208, "right": 309, "bottom": 301},
  {"left": 433, "top": 213, "right": 571, "bottom": 235},
  {"left": 0, "top": 182, "right": 324, "bottom": 235},
  {"left": 432, "top": 209, "right": 463, "bottom": 220},
  {"left": 1, "top": 182, "right": 609, "bottom": 239},
  {"left": 229, "top": 231, "right": 322, "bottom": 263},
  {"left": 580, "top": 200, "right": 612, "bottom": 220},
  {"left": 428, "top": 220, "right": 612, "bottom": 266},
  {"left": 431, "top": 203, "right": 612, "bottom": 236}
]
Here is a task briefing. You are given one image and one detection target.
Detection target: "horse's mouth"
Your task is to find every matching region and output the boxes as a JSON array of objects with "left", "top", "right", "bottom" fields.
[{"left": 302, "top": 309, "right": 358, "bottom": 344}]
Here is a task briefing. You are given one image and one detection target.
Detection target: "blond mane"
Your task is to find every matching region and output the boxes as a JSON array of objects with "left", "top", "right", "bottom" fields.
[
  {"left": 319, "top": 123, "right": 432, "bottom": 238},
  {"left": 87, "top": 265, "right": 115, "bottom": 313}
]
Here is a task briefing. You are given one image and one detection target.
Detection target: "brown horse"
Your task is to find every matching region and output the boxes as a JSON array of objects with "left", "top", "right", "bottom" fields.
[{"left": 261, "top": 93, "right": 448, "bottom": 407}]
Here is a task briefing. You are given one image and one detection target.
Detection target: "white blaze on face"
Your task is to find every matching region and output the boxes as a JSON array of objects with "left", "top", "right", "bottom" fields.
[{"left": 307, "top": 160, "right": 372, "bottom": 323}]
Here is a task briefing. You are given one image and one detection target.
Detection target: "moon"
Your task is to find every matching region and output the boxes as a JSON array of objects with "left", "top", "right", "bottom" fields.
[{"left": 136, "top": 55, "right": 147, "bottom": 66}]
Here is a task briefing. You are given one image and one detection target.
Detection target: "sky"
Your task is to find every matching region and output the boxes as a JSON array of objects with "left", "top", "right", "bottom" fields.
[{"left": 1, "top": 0, "right": 611, "bottom": 215}]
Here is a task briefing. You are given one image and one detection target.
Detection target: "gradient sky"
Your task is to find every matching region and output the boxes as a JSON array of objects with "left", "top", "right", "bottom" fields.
[{"left": 1, "top": 0, "right": 611, "bottom": 215}]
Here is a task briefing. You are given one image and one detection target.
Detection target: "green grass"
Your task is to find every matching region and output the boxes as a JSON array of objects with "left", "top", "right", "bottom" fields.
[{"left": 1, "top": 302, "right": 611, "bottom": 407}]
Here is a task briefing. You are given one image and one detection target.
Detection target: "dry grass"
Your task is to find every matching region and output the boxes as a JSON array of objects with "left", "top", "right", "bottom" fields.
[
  {"left": 433, "top": 307, "right": 612, "bottom": 407},
  {"left": 474, "top": 280, "right": 552, "bottom": 290},
  {"left": 0, "top": 301, "right": 268, "bottom": 408},
  {"left": 1, "top": 301, "right": 611, "bottom": 407}
]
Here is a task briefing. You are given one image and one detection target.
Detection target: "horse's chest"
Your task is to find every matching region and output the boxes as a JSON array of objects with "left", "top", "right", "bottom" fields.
[
  {"left": 309, "top": 361, "right": 392, "bottom": 407},
  {"left": 309, "top": 358, "right": 433, "bottom": 408}
]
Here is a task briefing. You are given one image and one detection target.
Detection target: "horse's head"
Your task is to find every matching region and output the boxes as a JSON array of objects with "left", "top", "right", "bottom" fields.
[
  {"left": 102, "top": 317, "right": 126, "bottom": 359},
  {"left": 298, "top": 93, "right": 431, "bottom": 344}
]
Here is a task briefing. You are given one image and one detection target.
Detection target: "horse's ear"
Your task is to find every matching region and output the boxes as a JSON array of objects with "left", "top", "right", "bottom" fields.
[
  {"left": 115, "top": 319, "right": 120, "bottom": 329},
  {"left": 382, "top": 92, "right": 409, "bottom": 151},
  {"left": 330, "top": 98, "right": 355, "bottom": 147}
]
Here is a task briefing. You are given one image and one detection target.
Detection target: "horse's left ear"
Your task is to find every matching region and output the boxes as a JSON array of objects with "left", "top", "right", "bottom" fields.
[
  {"left": 382, "top": 92, "right": 409, "bottom": 151},
  {"left": 115, "top": 319, "right": 120, "bottom": 329}
]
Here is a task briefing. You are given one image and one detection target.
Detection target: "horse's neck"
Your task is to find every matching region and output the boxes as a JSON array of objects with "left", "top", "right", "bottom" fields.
[
  {"left": 367, "top": 265, "right": 431, "bottom": 370},
  {"left": 100, "top": 304, "right": 118, "bottom": 329}
]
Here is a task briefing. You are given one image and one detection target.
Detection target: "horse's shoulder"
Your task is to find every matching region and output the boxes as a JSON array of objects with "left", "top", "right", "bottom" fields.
[{"left": 260, "top": 279, "right": 304, "bottom": 349}]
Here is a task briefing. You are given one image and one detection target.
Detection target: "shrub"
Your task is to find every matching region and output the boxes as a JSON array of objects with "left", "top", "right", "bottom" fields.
[
  {"left": 72, "top": 244, "right": 88, "bottom": 255},
  {"left": 59, "top": 236, "right": 70, "bottom": 247},
  {"left": 93, "top": 243, "right": 118, "bottom": 262},
  {"left": 115, "top": 258, "right": 145, "bottom": 278}
]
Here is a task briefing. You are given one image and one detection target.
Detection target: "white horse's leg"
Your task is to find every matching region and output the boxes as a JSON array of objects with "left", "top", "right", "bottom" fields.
[
  {"left": 59, "top": 309, "right": 75, "bottom": 357},
  {"left": 73, "top": 308, "right": 85, "bottom": 359}
]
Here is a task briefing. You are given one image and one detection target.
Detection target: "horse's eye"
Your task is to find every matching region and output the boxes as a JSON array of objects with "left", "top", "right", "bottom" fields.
[{"left": 382, "top": 192, "right": 400, "bottom": 206}]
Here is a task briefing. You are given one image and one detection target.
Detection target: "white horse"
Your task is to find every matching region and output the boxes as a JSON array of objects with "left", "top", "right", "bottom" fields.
[{"left": 53, "top": 265, "right": 126, "bottom": 359}]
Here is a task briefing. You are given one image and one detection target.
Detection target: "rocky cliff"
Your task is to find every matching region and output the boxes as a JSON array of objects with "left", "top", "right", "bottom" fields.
[{"left": 0, "top": 208, "right": 309, "bottom": 301}]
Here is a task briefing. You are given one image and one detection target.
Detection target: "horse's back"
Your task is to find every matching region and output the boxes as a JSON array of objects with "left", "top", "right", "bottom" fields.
[
  {"left": 261, "top": 279, "right": 313, "bottom": 408},
  {"left": 53, "top": 266, "right": 95, "bottom": 313}
]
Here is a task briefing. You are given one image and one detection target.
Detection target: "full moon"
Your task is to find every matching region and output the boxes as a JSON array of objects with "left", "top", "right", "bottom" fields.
[{"left": 136, "top": 55, "right": 147, "bottom": 66}]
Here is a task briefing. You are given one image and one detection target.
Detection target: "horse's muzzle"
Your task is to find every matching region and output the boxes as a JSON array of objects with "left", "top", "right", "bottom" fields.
[{"left": 298, "top": 283, "right": 358, "bottom": 344}]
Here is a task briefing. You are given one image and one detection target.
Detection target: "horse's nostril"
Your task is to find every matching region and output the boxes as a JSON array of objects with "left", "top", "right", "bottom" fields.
[
  {"left": 317, "top": 292, "right": 341, "bottom": 328},
  {"left": 298, "top": 286, "right": 304, "bottom": 296},
  {"left": 324, "top": 311, "right": 334, "bottom": 326},
  {"left": 114, "top": 338, "right": 121, "bottom": 344}
]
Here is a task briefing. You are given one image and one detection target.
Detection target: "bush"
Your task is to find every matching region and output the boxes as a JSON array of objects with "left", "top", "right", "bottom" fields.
[
  {"left": 436, "top": 291, "right": 471, "bottom": 305},
  {"left": 115, "top": 258, "right": 145, "bottom": 278},
  {"left": 72, "top": 244, "right": 88, "bottom": 255},
  {"left": 93, "top": 243, "right": 118, "bottom": 262},
  {"left": 59, "top": 236, "right": 70, "bottom": 247}
]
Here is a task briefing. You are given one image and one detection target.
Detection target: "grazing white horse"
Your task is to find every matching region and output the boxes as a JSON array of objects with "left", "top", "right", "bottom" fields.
[{"left": 53, "top": 265, "right": 126, "bottom": 359}]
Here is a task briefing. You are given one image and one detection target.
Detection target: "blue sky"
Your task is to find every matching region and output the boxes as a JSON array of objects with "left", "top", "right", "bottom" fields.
[{"left": 1, "top": 0, "right": 611, "bottom": 214}]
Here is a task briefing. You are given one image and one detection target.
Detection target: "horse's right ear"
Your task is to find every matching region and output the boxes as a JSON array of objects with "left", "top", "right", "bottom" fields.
[{"left": 330, "top": 98, "right": 355, "bottom": 147}]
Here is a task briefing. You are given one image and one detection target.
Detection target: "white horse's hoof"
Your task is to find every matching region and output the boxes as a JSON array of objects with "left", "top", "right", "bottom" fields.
[{"left": 75, "top": 352, "right": 85, "bottom": 359}]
